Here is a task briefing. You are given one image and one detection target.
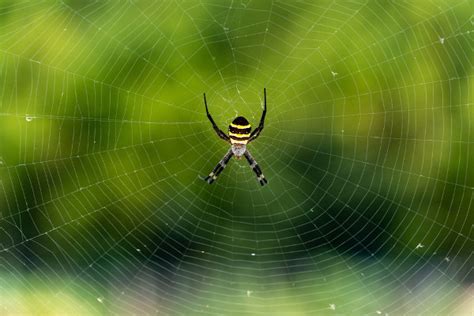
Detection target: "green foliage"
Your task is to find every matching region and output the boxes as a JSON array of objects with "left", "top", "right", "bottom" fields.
[{"left": 0, "top": 0, "right": 471, "bottom": 313}]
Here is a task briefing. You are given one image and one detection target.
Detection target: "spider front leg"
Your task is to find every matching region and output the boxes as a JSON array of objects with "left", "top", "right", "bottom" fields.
[
  {"left": 248, "top": 88, "right": 267, "bottom": 143},
  {"left": 203, "top": 93, "right": 230, "bottom": 142},
  {"left": 205, "top": 148, "right": 234, "bottom": 184},
  {"left": 244, "top": 150, "right": 268, "bottom": 186}
]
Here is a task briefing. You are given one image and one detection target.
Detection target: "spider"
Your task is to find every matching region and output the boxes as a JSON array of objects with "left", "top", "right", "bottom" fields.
[{"left": 203, "top": 88, "right": 268, "bottom": 186}]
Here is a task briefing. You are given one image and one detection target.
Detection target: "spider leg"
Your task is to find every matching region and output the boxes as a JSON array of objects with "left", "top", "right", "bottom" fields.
[
  {"left": 244, "top": 150, "right": 268, "bottom": 186},
  {"left": 203, "top": 93, "right": 230, "bottom": 142},
  {"left": 205, "top": 148, "right": 234, "bottom": 184},
  {"left": 248, "top": 88, "right": 267, "bottom": 143}
]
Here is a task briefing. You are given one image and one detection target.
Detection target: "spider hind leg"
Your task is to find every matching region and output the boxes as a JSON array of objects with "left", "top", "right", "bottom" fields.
[
  {"left": 244, "top": 150, "right": 268, "bottom": 186},
  {"left": 205, "top": 149, "right": 234, "bottom": 184}
]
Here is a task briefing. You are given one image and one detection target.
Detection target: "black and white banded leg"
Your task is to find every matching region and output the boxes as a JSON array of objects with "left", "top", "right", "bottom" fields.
[
  {"left": 244, "top": 150, "right": 268, "bottom": 186},
  {"left": 205, "top": 148, "right": 234, "bottom": 184}
]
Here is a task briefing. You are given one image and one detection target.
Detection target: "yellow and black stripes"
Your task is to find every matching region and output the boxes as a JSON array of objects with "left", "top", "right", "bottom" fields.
[
  {"left": 229, "top": 117, "right": 251, "bottom": 144},
  {"left": 203, "top": 88, "right": 268, "bottom": 186}
]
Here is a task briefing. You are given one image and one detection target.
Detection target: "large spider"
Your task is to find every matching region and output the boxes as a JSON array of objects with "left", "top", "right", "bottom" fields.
[{"left": 203, "top": 88, "right": 268, "bottom": 186}]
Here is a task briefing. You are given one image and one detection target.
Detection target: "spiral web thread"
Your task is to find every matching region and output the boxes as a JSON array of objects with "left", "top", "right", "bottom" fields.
[{"left": 0, "top": 1, "right": 472, "bottom": 314}]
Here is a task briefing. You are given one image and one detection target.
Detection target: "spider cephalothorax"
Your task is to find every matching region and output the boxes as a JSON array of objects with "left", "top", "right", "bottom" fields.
[{"left": 203, "top": 89, "right": 268, "bottom": 186}]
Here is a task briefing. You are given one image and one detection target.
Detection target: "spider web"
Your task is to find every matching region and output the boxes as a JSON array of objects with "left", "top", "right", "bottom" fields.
[{"left": 0, "top": 0, "right": 472, "bottom": 314}]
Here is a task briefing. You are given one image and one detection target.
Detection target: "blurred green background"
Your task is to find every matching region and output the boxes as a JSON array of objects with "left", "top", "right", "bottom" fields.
[{"left": 0, "top": 0, "right": 472, "bottom": 314}]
